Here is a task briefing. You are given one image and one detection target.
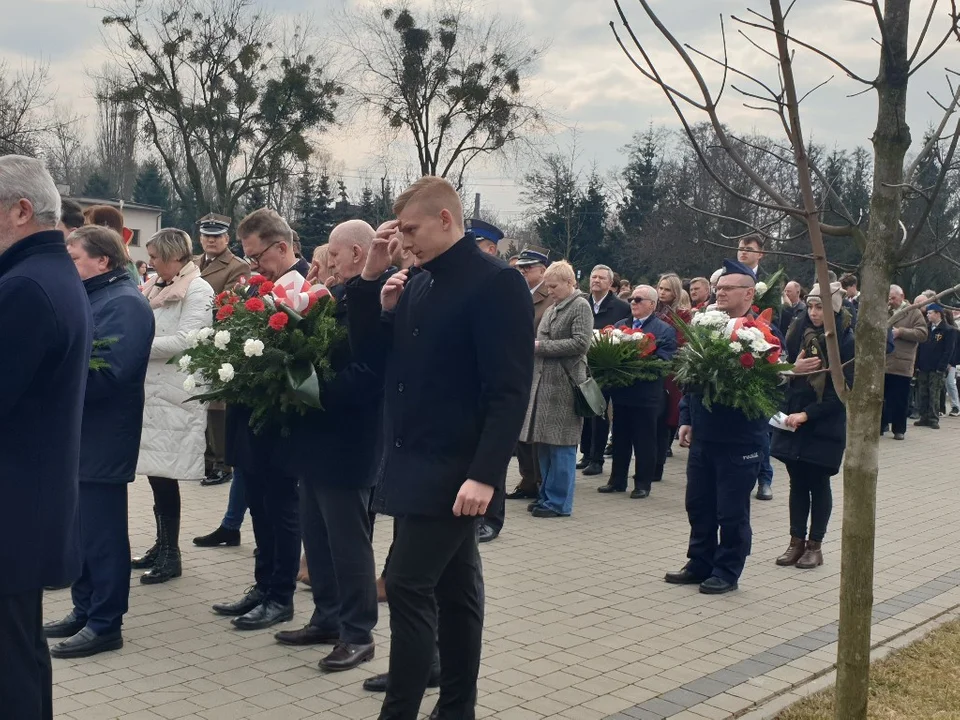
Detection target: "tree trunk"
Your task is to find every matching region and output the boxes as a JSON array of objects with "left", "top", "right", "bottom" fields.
[{"left": 835, "top": 3, "right": 912, "bottom": 719}]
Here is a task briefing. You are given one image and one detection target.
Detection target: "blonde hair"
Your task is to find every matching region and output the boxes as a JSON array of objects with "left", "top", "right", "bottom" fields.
[
  {"left": 393, "top": 176, "right": 464, "bottom": 230},
  {"left": 544, "top": 260, "right": 577, "bottom": 287},
  {"left": 146, "top": 228, "right": 192, "bottom": 263},
  {"left": 657, "top": 272, "right": 684, "bottom": 311},
  {"left": 312, "top": 243, "right": 330, "bottom": 270},
  {"left": 679, "top": 290, "right": 692, "bottom": 310}
]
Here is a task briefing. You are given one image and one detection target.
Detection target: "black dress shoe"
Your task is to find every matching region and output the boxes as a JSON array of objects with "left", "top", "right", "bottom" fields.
[
  {"left": 582, "top": 462, "right": 604, "bottom": 476},
  {"left": 50, "top": 628, "right": 123, "bottom": 659},
  {"left": 597, "top": 484, "right": 625, "bottom": 493},
  {"left": 699, "top": 576, "right": 738, "bottom": 594},
  {"left": 755, "top": 482, "right": 773, "bottom": 501},
  {"left": 43, "top": 611, "right": 85, "bottom": 639},
  {"left": 531, "top": 507, "right": 562, "bottom": 518},
  {"left": 630, "top": 488, "right": 649, "bottom": 499},
  {"left": 575, "top": 457, "right": 589, "bottom": 470},
  {"left": 212, "top": 586, "right": 266, "bottom": 616},
  {"left": 275, "top": 625, "right": 340, "bottom": 646},
  {"left": 664, "top": 566, "right": 708, "bottom": 585},
  {"left": 477, "top": 523, "right": 499, "bottom": 543},
  {"left": 362, "top": 666, "right": 441, "bottom": 692},
  {"left": 231, "top": 599, "right": 293, "bottom": 630},
  {"left": 319, "top": 642, "right": 375, "bottom": 671},
  {"left": 505, "top": 487, "right": 538, "bottom": 500},
  {"left": 193, "top": 526, "right": 241, "bottom": 547},
  {"left": 527, "top": 501, "right": 541, "bottom": 512}
]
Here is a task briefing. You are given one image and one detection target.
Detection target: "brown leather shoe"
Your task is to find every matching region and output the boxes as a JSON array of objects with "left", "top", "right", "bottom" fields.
[
  {"left": 796, "top": 541, "right": 823, "bottom": 569},
  {"left": 274, "top": 625, "right": 340, "bottom": 646},
  {"left": 376, "top": 576, "right": 387, "bottom": 603},
  {"left": 776, "top": 537, "right": 806, "bottom": 566}
]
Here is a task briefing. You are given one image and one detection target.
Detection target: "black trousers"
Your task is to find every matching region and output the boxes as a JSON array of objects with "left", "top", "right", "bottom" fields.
[
  {"left": 580, "top": 397, "right": 611, "bottom": 464},
  {"left": 609, "top": 403, "right": 659, "bottom": 492},
  {"left": 514, "top": 442, "right": 541, "bottom": 494},
  {"left": 482, "top": 486, "right": 505, "bottom": 533},
  {"left": 245, "top": 470, "right": 300, "bottom": 605},
  {"left": 685, "top": 441, "right": 760, "bottom": 584},
  {"left": 380, "top": 515, "right": 483, "bottom": 720},
  {"left": 882, "top": 373, "right": 912, "bottom": 434},
  {"left": 71, "top": 483, "right": 130, "bottom": 635},
  {"left": 785, "top": 461, "right": 833, "bottom": 542},
  {"left": 0, "top": 590, "right": 51, "bottom": 720},
  {"left": 300, "top": 482, "right": 377, "bottom": 644},
  {"left": 654, "top": 395, "right": 674, "bottom": 482}
]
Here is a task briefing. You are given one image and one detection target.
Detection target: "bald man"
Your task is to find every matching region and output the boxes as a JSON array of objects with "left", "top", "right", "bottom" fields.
[
  {"left": 271, "top": 219, "right": 392, "bottom": 672},
  {"left": 778, "top": 280, "right": 806, "bottom": 335}
]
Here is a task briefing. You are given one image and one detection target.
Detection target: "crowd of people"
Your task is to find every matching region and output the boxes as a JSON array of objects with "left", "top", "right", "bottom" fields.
[{"left": 1, "top": 153, "right": 955, "bottom": 720}]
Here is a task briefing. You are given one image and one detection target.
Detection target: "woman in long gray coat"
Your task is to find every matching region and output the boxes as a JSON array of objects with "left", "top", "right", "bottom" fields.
[{"left": 520, "top": 260, "right": 593, "bottom": 517}]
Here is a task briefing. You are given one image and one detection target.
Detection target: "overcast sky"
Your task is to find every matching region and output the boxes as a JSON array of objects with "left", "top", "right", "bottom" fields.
[{"left": 5, "top": 0, "right": 960, "bottom": 217}]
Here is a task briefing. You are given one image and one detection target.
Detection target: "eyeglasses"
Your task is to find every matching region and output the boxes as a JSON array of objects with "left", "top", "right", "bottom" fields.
[
  {"left": 245, "top": 242, "right": 280, "bottom": 266},
  {"left": 630, "top": 297, "right": 653, "bottom": 304},
  {"left": 715, "top": 285, "right": 753, "bottom": 293}
]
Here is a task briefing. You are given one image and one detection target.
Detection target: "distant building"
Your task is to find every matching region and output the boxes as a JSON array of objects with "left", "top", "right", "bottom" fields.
[{"left": 65, "top": 196, "right": 164, "bottom": 264}]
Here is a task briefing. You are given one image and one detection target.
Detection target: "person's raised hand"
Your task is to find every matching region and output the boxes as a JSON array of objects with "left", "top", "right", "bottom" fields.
[
  {"left": 453, "top": 479, "right": 495, "bottom": 517},
  {"left": 792, "top": 349, "right": 822, "bottom": 375},
  {"left": 380, "top": 269, "right": 409, "bottom": 312},
  {"left": 363, "top": 220, "right": 401, "bottom": 281}
]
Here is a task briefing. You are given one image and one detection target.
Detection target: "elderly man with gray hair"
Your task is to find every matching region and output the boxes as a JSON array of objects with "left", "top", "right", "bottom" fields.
[
  {"left": 882, "top": 284, "right": 929, "bottom": 440},
  {"left": 0, "top": 155, "right": 93, "bottom": 719}
]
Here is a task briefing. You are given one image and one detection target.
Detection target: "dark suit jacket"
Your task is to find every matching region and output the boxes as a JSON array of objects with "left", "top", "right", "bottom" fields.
[
  {"left": 0, "top": 230, "right": 92, "bottom": 594},
  {"left": 590, "top": 291, "right": 631, "bottom": 330},
  {"left": 609, "top": 315, "right": 678, "bottom": 407},
  {"left": 347, "top": 236, "right": 534, "bottom": 517},
  {"left": 81, "top": 269, "right": 155, "bottom": 484}
]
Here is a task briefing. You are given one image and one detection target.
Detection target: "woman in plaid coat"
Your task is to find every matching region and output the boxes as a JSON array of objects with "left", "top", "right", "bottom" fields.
[{"left": 520, "top": 261, "right": 593, "bottom": 517}]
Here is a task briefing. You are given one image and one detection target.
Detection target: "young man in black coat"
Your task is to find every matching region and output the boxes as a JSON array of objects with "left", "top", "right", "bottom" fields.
[
  {"left": 914, "top": 303, "right": 956, "bottom": 429},
  {"left": 0, "top": 156, "right": 93, "bottom": 720},
  {"left": 43, "top": 227, "right": 155, "bottom": 659},
  {"left": 347, "top": 177, "right": 534, "bottom": 720}
]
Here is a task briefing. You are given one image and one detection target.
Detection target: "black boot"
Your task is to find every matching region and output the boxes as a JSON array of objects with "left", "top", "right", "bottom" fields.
[
  {"left": 132, "top": 506, "right": 161, "bottom": 569},
  {"left": 141, "top": 510, "right": 181, "bottom": 585}
]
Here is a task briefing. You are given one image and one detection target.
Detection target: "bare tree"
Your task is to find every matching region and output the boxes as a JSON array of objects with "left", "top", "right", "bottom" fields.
[
  {"left": 92, "top": 71, "right": 140, "bottom": 200},
  {"left": 0, "top": 61, "right": 68, "bottom": 157},
  {"left": 341, "top": 0, "right": 547, "bottom": 188},
  {"left": 610, "top": 2, "right": 960, "bottom": 718},
  {"left": 44, "top": 106, "right": 96, "bottom": 192},
  {"left": 101, "top": 0, "right": 342, "bottom": 218}
]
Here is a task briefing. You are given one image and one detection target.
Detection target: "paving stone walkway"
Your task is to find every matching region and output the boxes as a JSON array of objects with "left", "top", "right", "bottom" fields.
[{"left": 48, "top": 420, "right": 960, "bottom": 720}]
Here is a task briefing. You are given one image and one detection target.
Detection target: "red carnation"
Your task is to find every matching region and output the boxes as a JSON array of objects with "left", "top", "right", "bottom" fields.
[
  {"left": 245, "top": 297, "right": 266, "bottom": 313},
  {"left": 268, "top": 312, "right": 289, "bottom": 331},
  {"left": 215, "top": 290, "right": 230, "bottom": 307},
  {"left": 768, "top": 349, "right": 782, "bottom": 364},
  {"left": 259, "top": 280, "right": 275, "bottom": 295},
  {"left": 739, "top": 353, "right": 756, "bottom": 369},
  {"left": 249, "top": 274, "right": 267, "bottom": 286},
  {"left": 216, "top": 304, "right": 235, "bottom": 321}
]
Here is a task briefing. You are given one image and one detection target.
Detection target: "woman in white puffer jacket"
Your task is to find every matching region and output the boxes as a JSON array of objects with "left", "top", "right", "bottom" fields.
[{"left": 133, "top": 229, "right": 214, "bottom": 585}]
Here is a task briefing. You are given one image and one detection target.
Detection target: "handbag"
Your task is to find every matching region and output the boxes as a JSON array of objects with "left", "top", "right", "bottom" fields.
[{"left": 563, "top": 362, "right": 606, "bottom": 418}]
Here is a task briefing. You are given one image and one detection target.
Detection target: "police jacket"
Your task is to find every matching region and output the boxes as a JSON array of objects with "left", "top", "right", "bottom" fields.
[
  {"left": 347, "top": 236, "right": 534, "bottom": 517},
  {"left": 0, "top": 230, "right": 92, "bottom": 594},
  {"left": 81, "top": 269, "right": 155, "bottom": 484},
  {"left": 771, "top": 311, "right": 855, "bottom": 475},
  {"left": 590, "top": 291, "right": 631, "bottom": 330},
  {"left": 278, "top": 270, "right": 394, "bottom": 487},
  {"left": 916, "top": 321, "right": 956, "bottom": 373},
  {"left": 608, "top": 315, "right": 678, "bottom": 408}
]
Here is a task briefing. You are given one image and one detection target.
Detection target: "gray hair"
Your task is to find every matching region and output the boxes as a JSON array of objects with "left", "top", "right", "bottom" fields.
[
  {"left": 890, "top": 284, "right": 904, "bottom": 297},
  {"left": 591, "top": 264, "right": 614, "bottom": 282},
  {"left": 634, "top": 284, "right": 658, "bottom": 303},
  {"left": 146, "top": 228, "right": 193, "bottom": 263},
  {"left": 0, "top": 155, "right": 61, "bottom": 228}
]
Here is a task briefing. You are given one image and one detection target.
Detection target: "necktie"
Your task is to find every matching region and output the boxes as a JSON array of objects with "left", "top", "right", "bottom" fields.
[{"left": 633, "top": 319, "right": 642, "bottom": 330}]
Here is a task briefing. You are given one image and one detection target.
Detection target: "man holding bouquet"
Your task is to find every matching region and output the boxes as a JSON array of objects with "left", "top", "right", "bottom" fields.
[
  {"left": 347, "top": 176, "right": 534, "bottom": 720},
  {"left": 666, "top": 259, "right": 787, "bottom": 594}
]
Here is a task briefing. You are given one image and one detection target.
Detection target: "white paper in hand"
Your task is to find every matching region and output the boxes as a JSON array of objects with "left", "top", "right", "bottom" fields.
[{"left": 769, "top": 412, "right": 797, "bottom": 432}]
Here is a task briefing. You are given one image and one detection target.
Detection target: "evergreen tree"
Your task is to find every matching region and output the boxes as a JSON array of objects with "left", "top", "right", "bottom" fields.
[
  {"left": 133, "top": 161, "right": 172, "bottom": 223},
  {"left": 83, "top": 171, "right": 112, "bottom": 199},
  {"left": 358, "top": 186, "right": 377, "bottom": 226}
]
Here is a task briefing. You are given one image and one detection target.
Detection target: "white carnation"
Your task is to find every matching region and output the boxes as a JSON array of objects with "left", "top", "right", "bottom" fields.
[
  {"left": 214, "top": 330, "right": 231, "bottom": 350},
  {"left": 218, "top": 363, "right": 235, "bottom": 382},
  {"left": 729, "top": 341, "right": 743, "bottom": 353},
  {"left": 178, "top": 354, "right": 192, "bottom": 371},
  {"left": 183, "top": 374, "right": 197, "bottom": 392},
  {"left": 185, "top": 330, "right": 199, "bottom": 348},
  {"left": 755, "top": 281, "right": 768, "bottom": 298},
  {"left": 197, "top": 327, "right": 215, "bottom": 342},
  {"left": 736, "top": 326, "right": 765, "bottom": 345},
  {"left": 693, "top": 310, "right": 730, "bottom": 329},
  {"left": 243, "top": 339, "right": 265, "bottom": 357},
  {"left": 710, "top": 330, "right": 721, "bottom": 340}
]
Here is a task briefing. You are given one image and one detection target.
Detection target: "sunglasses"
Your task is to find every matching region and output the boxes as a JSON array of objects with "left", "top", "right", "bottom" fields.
[{"left": 629, "top": 297, "right": 652, "bottom": 304}]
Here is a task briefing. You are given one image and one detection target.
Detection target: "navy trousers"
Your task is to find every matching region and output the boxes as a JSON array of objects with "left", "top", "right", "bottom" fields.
[
  {"left": 71, "top": 483, "right": 130, "bottom": 634},
  {"left": 245, "top": 469, "right": 300, "bottom": 605},
  {"left": 684, "top": 441, "right": 761, "bottom": 584},
  {"left": 300, "top": 482, "right": 378, "bottom": 644},
  {"left": 0, "top": 590, "right": 51, "bottom": 720}
]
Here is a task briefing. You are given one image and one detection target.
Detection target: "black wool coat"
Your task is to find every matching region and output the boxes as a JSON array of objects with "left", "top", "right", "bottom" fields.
[
  {"left": 347, "top": 236, "right": 534, "bottom": 517},
  {"left": 0, "top": 231, "right": 93, "bottom": 594},
  {"left": 916, "top": 322, "right": 956, "bottom": 373},
  {"left": 590, "top": 291, "right": 631, "bottom": 330},
  {"left": 771, "top": 312, "right": 855, "bottom": 475},
  {"left": 81, "top": 269, "right": 155, "bottom": 484}
]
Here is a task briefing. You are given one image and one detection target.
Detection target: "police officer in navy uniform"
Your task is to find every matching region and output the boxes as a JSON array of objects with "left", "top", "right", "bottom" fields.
[{"left": 665, "top": 259, "right": 783, "bottom": 594}]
